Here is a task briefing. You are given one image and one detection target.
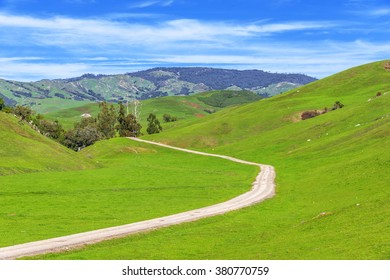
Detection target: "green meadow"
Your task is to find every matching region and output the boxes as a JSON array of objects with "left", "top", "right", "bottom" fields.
[
  {"left": 25, "top": 60, "right": 390, "bottom": 260},
  {"left": 0, "top": 136, "right": 257, "bottom": 248}
]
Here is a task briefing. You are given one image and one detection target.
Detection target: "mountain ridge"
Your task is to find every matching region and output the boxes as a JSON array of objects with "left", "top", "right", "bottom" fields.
[{"left": 0, "top": 67, "right": 316, "bottom": 110}]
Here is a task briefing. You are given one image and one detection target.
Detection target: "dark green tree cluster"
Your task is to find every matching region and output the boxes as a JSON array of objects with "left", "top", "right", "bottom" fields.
[
  {"left": 33, "top": 114, "right": 64, "bottom": 140},
  {"left": 146, "top": 113, "right": 162, "bottom": 134},
  {"left": 62, "top": 117, "right": 103, "bottom": 151},
  {"left": 116, "top": 102, "right": 142, "bottom": 137},
  {"left": 163, "top": 114, "right": 177, "bottom": 122},
  {"left": 2, "top": 99, "right": 147, "bottom": 151}
]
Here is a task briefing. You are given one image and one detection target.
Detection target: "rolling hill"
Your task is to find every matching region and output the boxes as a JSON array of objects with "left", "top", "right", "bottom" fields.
[
  {"left": 29, "top": 60, "right": 389, "bottom": 259},
  {"left": 44, "top": 90, "right": 263, "bottom": 129},
  {"left": 0, "top": 115, "right": 257, "bottom": 249},
  {"left": 0, "top": 112, "right": 96, "bottom": 175},
  {"left": 0, "top": 67, "right": 316, "bottom": 113}
]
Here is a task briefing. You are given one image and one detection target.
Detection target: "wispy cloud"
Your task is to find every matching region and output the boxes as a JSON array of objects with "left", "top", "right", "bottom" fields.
[
  {"left": 366, "top": 7, "right": 390, "bottom": 16},
  {"left": 0, "top": 11, "right": 389, "bottom": 80},
  {"left": 0, "top": 13, "right": 335, "bottom": 49},
  {"left": 129, "top": 0, "right": 174, "bottom": 9}
]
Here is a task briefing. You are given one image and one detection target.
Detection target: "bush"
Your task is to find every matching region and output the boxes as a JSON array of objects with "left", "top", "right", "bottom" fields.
[{"left": 163, "top": 114, "right": 178, "bottom": 122}]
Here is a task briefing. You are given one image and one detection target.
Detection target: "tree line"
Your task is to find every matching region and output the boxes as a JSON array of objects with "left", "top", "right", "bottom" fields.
[{"left": 0, "top": 98, "right": 172, "bottom": 151}]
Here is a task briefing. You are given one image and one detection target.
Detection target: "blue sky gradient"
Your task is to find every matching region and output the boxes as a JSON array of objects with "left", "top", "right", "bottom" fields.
[{"left": 0, "top": 0, "right": 389, "bottom": 81}]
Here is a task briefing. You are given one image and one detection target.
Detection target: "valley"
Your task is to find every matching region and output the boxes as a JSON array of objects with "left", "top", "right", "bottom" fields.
[{"left": 0, "top": 60, "right": 389, "bottom": 260}]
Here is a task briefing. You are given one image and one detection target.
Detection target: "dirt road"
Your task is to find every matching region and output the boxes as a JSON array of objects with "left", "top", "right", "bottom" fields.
[{"left": 0, "top": 138, "right": 275, "bottom": 260}]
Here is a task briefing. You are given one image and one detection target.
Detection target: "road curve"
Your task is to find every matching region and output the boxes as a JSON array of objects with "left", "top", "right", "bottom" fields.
[{"left": 0, "top": 138, "right": 275, "bottom": 260}]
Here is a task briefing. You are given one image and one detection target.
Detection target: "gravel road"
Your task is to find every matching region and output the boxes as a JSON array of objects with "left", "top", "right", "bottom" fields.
[{"left": 0, "top": 138, "right": 275, "bottom": 260}]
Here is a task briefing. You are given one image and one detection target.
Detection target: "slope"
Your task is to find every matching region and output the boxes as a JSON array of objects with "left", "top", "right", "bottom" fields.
[
  {"left": 0, "top": 112, "right": 95, "bottom": 175},
  {"left": 0, "top": 137, "right": 257, "bottom": 248},
  {"left": 36, "top": 60, "right": 389, "bottom": 259},
  {"left": 45, "top": 90, "right": 260, "bottom": 129}
]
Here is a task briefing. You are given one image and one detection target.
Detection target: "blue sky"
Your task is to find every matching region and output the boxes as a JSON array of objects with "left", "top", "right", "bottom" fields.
[{"left": 0, "top": 0, "right": 389, "bottom": 81}]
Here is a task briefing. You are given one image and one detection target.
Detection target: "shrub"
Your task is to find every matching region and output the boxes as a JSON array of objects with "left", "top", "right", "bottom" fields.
[{"left": 163, "top": 114, "right": 178, "bottom": 122}]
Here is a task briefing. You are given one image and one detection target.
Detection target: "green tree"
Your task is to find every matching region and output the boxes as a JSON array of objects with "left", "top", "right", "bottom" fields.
[
  {"left": 146, "top": 113, "right": 162, "bottom": 134},
  {"left": 35, "top": 118, "right": 64, "bottom": 140},
  {"left": 97, "top": 102, "right": 116, "bottom": 139},
  {"left": 118, "top": 113, "right": 142, "bottom": 137},
  {"left": 61, "top": 118, "right": 103, "bottom": 151},
  {"left": 0, "top": 98, "right": 4, "bottom": 111},
  {"left": 14, "top": 105, "right": 33, "bottom": 122},
  {"left": 117, "top": 102, "right": 126, "bottom": 127}
]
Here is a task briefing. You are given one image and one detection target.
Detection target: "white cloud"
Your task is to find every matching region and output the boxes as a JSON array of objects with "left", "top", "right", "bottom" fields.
[
  {"left": 0, "top": 61, "right": 91, "bottom": 81},
  {"left": 0, "top": 12, "right": 389, "bottom": 80},
  {"left": 129, "top": 0, "right": 174, "bottom": 9},
  {"left": 0, "top": 13, "right": 335, "bottom": 50},
  {"left": 367, "top": 7, "right": 390, "bottom": 16}
]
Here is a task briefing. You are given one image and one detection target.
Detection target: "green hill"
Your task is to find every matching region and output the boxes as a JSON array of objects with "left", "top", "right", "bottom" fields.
[
  {"left": 0, "top": 120, "right": 256, "bottom": 248},
  {"left": 0, "top": 112, "right": 95, "bottom": 175},
  {"left": 45, "top": 90, "right": 259, "bottom": 129},
  {"left": 35, "top": 60, "right": 389, "bottom": 259}
]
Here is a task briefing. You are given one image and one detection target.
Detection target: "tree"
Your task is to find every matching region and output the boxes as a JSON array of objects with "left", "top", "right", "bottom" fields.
[
  {"left": 0, "top": 98, "right": 4, "bottom": 111},
  {"left": 35, "top": 118, "right": 64, "bottom": 140},
  {"left": 146, "top": 113, "right": 162, "bottom": 134},
  {"left": 118, "top": 113, "right": 142, "bottom": 137},
  {"left": 14, "top": 105, "right": 33, "bottom": 122},
  {"left": 117, "top": 102, "right": 126, "bottom": 127},
  {"left": 61, "top": 118, "right": 103, "bottom": 151},
  {"left": 62, "top": 126, "right": 103, "bottom": 151},
  {"left": 97, "top": 102, "right": 116, "bottom": 139}
]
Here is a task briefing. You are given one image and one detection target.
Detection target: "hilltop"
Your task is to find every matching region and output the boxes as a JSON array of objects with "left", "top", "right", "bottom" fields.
[{"left": 0, "top": 67, "right": 316, "bottom": 112}]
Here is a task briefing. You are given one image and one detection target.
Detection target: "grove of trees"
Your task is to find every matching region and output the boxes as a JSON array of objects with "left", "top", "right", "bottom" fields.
[{"left": 1, "top": 99, "right": 146, "bottom": 151}]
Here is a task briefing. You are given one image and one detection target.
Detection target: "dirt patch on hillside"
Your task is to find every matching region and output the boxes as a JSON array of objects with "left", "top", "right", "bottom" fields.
[
  {"left": 384, "top": 61, "right": 390, "bottom": 70},
  {"left": 181, "top": 100, "right": 202, "bottom": 109},
  {"left": 195, "top": 113, "right": 206, "bottom": 118}
]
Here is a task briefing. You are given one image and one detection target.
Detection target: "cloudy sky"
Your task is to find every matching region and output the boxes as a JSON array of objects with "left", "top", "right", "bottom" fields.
[{"left": 0, "top": 0, "right": 389, "bottom": 81}]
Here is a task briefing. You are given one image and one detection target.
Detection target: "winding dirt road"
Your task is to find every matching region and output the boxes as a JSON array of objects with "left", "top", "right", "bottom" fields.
[{"left": 0, "top": 138, "right": 275, "bottom": 260}]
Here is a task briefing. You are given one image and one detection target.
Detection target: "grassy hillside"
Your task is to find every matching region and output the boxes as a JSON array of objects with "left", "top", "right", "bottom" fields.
[
  {"left": 33, "top": 60, "right": 390, "bottom": 259},
  {"left": 0, "top": 112, "right": 95, "bottom": 175},
  {"left": 0, "top": 137, "right": 257, "bottom": 248},
  {"left": 45, "top": 90, "right": 257, "bottom": 129}
]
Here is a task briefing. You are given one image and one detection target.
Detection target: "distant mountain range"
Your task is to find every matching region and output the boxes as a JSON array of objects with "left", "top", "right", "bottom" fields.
[{"left": 0, "top": 67, "right": 316, "bottom": 107}]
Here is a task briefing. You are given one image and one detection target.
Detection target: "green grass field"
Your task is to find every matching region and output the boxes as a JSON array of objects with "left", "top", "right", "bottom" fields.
[
  {"left": 25, "top": 60, "right": 390, "bottom": 259},
  {"left": 0, "top": 112, "right": 95, "bottom": 175},
  {"left": 0, "top": 137, "right": 258, "bottom": 248}
]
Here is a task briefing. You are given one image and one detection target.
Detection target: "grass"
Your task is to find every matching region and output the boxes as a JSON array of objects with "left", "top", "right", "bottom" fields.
[
  {"left": 0, "top": 112, "right": 95, "bottom": 175},
  {"left": 44, "top": 90, "right": 260, "bottom": 129},
  {"left": 0, "top": 137, "right": 258, "bottom": 248},
  {"left": 26, "top": 60, "right": 390, "bottom": 259}
]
